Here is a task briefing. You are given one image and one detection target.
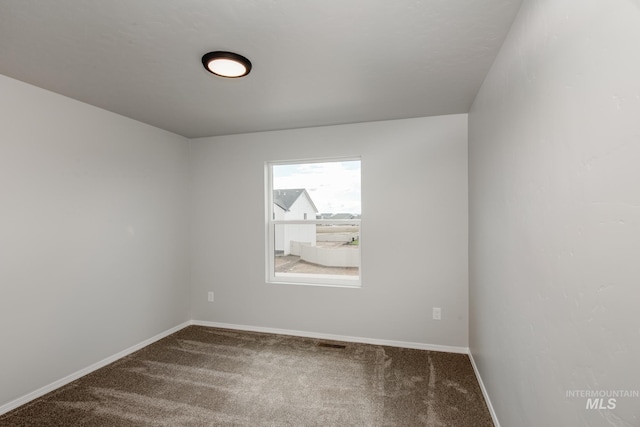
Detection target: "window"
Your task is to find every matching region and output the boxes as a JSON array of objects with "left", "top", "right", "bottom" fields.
[{"left": 266, "top": 158, "right": 361, "bottom": 287}]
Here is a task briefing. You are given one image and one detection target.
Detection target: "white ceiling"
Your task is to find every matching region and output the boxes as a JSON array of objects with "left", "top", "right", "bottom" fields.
[{"left": 0, "top": 0, "right": 522, "bottom": 138}]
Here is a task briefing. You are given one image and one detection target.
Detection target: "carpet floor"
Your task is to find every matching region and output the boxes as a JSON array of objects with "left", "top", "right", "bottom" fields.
[{"left": 0, "top": 326, "right": 493, "bottom": 426}]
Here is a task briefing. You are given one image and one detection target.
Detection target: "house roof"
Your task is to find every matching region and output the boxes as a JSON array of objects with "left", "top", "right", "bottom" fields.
[{"left": 273, "top": 189, "right": 318, "bottom": 213}]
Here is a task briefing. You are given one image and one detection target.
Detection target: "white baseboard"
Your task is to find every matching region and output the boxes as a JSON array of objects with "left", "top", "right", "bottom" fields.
[
  {"left": 191, "top": 320, "right": 470, "bottom": 354},
  {"left": 0, "top": 321, "right": 191, "bottom": 416},
  {"left": 468, "top": 351, "right": 501, "bottom": 427}
]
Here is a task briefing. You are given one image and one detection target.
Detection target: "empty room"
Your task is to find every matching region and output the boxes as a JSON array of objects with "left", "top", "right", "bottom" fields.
[{"left": 1, "top": 1, "right": 638, "bottom": 426}]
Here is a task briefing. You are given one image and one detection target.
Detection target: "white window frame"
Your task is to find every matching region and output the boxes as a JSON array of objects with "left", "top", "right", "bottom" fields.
[{"left": 265, "top": 158, "right": 362, "bottom": 288}]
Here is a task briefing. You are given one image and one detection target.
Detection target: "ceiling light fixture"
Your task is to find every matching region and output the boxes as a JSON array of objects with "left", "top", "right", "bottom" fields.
[{"left": 201, "top": 51, "right": 252, "bottom": 78}]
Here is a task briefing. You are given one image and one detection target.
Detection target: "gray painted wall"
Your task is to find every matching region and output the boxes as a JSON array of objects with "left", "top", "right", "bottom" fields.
[
  {"left": 469, "top": 1, "right": 640, "bottom": 426},
  {"left": 0, "top": 75, "right": 191, "bottom": 407},
  {"left": 190, "top": 115, "right": 469, "bottom": 347}
]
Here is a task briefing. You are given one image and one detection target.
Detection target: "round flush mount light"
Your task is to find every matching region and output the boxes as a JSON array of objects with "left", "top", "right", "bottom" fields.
[{"left": 202, "top": 51, "right": 252, "bottom": 78}]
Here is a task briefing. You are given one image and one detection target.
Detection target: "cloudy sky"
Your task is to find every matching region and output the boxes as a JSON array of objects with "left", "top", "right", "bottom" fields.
[{"left": 272, "top": 160, "right": 361, "bottom": 214}]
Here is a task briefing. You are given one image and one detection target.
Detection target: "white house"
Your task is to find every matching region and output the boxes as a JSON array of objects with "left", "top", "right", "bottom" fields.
[{"left": 273, "top": 189, "right": 318, "bottom": 255}]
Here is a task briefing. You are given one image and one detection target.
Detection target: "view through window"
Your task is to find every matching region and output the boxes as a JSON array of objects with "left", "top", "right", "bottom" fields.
[{"left": 267, "top": 159, "right": 361, "bottom": 286}]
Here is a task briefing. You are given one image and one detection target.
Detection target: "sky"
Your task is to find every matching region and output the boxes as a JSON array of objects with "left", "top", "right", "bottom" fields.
[{"left": 272, "top": 160, "right": 361, "bottom": 214}]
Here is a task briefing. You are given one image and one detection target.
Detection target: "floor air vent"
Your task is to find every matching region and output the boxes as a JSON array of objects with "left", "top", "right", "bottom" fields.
[{"left": 317, "top": 342, "right": 347, "bottom": 349}]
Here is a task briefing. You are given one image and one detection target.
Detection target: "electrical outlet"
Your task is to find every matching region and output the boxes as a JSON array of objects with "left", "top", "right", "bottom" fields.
[
  {"left": 208, "top": 291, "right": 214, "bottom": 302},
  {"left": 432, "top": 307, "right": 441, "bottom": 320}
]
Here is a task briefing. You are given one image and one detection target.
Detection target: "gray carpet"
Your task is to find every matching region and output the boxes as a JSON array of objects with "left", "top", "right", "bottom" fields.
[{"left": 0, "top": 326, "right": 493, "bottom": 426}]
